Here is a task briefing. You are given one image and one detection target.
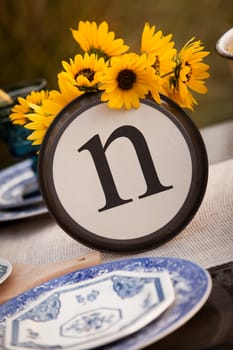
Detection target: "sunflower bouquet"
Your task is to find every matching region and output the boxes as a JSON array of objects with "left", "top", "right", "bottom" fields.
[{"left": 9, "top": 20, "right": 210, "bottom": 146}]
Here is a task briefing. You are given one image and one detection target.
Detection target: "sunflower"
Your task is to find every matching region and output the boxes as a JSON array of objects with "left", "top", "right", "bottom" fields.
[
  {"left": 59, "top": 53, "right": 107, "bottom": 93},
  {"left": 9, "top": 90, "right": 50, "bottom": 125},
  {"left": 24, "top": 104, "right": 55, "bottom": 146},
  {"left": 165, "top": 38, "right": 210, "bottom": 110},
  {"left": 41, "top": 78, "right": 83, "bottom": 119},
  {"left": 141, "top": 22, "right": 176, "bottom": 77},
  {"left": 98, "top": 52, "right": 161, "bottom": 109},
  {"left": 71, "top": 20, "right": 129, "bottom": 60}
]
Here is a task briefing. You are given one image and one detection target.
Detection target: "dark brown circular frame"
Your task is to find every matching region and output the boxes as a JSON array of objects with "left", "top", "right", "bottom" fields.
[{"left": 38, "top": 92, "right": 208, "bottom": 253}]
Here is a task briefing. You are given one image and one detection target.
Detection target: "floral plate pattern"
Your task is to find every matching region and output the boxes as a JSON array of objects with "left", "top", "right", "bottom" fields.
[
  {"left": 0, "top": 257, "right": 212, "bottom": 350},
  {"left": 0, "top": 159, "right": 42, "bottom": 209},
  {"left": 0, "top": 258, "right": 12, "bottom": 285}
]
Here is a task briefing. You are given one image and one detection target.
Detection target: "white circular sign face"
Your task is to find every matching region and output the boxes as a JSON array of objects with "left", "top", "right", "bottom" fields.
[
  {"left": 39, "top": 94, "right": 208, "bottom": 252},
  {"left": 53, "top": 103, "right": 191, "bottom": 239}
]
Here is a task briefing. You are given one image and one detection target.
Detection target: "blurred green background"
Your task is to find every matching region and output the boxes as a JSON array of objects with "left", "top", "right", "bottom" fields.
[{"left": 0, "top": 0, "right": 233, "bottom": 168}]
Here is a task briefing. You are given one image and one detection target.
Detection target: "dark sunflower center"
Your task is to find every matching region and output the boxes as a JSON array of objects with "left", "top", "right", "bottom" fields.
[
  {"left": 117, "top": 69, "right": 136, "bottom": 90},
  {"left": 184, "top": 62, "right": 192, "bottom": 82},
  {"left": 75, "top": 68, "right": 95, "bottom": 82},
  {"left": 152, "top": 56, "right": 160, "bottom": 75}
]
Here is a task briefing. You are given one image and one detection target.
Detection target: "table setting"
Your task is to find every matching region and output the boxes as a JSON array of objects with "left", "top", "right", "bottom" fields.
[{"left": 0, "top": 20, "right": 232, "bottom": 350}]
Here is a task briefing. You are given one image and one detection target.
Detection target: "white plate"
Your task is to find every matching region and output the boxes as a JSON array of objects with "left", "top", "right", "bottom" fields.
[
  {"left": 4, "top": 270, "right": 175, "bottom": 350},
  {"left": 0, "top": 159, "right": 43, "bottom": 209},
  {"left": 0, "top": 257, "right": 212, "bottom": 350},
  {"left": 0, "top": 159, "right": 48, "bottom": 221},
  {"left": 0, "top": 258, "right": 12, "bottom": 285}
]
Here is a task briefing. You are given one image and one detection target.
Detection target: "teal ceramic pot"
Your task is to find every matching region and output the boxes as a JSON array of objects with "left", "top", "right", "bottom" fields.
[{"left": 0, "top": 78, "right": 47, "bottom": 159}]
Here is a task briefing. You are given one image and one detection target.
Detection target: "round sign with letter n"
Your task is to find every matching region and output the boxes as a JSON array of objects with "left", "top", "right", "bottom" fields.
[{"left": 39, "top": 92, "right": 208, "bottom": 252}]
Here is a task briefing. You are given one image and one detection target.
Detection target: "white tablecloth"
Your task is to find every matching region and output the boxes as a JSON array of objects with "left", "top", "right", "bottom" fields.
[{"left": 0, "top": 156, "right": 233, "bottom": 269}]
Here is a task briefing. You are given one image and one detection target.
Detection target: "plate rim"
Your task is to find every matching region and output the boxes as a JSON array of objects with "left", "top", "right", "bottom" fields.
[
  {"left": 0, "top": 258, "right": 12, "bottom": 285},
  {"left": 0, "top": 204, "right": 48, "bottom": 222}
]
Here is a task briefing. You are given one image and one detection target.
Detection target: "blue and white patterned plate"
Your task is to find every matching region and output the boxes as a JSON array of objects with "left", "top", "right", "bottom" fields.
[
  {"left": 0, "top": 257, "right": 212, "bottom": 350},
  {"left": 0, "top": 258, "right": 12, "bottom": 285},
  {"left": 0, "top": 159, "right": 43, "bottom": 210},
  {"left": 3, "top": 270, "right": 175, "bottom": 350},
  {"left": 0, "top": 159, "right": 47, "bottom": 221}
]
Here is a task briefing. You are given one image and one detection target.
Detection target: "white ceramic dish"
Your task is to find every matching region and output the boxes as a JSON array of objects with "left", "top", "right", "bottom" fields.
[
  {"left": 0, "top": 257, "right": 212, "bottom": 350},
  {"left": 216, "top": 27, "right": 233, "bottom": 59},
  {"left": 216, "top": 27, "right": 233, "bottom": 78}
]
